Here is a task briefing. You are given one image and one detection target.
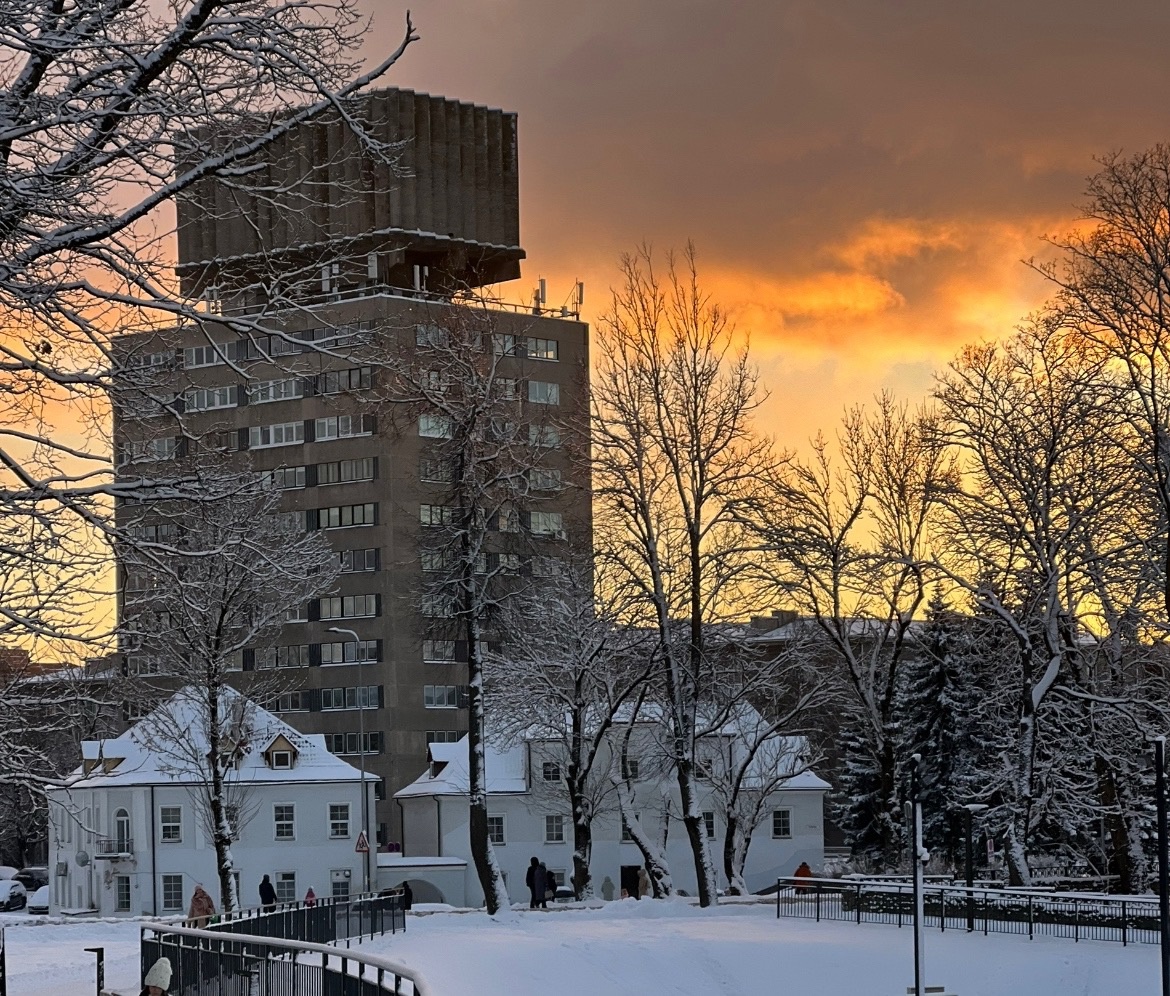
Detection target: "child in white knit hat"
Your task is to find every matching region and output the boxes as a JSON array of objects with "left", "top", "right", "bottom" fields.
[{"left": 139, "top": 956, "right": 172, "bottom": 995}]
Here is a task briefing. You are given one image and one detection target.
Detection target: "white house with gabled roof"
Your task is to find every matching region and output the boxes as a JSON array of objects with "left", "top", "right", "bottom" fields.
[
  {"left": 47, "top": 686, "right": 375, "bottom": 917},
  {"left": 390, "top": 706, "right": 829, "bottom": 907}
]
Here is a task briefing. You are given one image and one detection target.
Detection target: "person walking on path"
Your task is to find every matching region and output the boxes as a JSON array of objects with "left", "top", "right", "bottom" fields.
[
  {"left": 259, "top": 874, "right": 278, "bottom": 911},
  {"left": 536, "top": 862, "right": 551, "bottom": 909},
  {"left": 139, "top": 957, "right": 172, "bottom": 996},
  {"left": 304, "top": 887, "right": 316, "bottom": 907},
  {"left": 400, "top": 881, "right": 413, "bottom": 911},
  {"left": 793, "top": 861, "right": 814, "bottom": 894},
  {"left": 187, "top": 884, "right": 215, "bottom": 927},
  {"left": 526, "top": 857, "right": 541, "bottom": 909},
  {"left": 637, "top": 867, "right": 652, "bottom": 900}
]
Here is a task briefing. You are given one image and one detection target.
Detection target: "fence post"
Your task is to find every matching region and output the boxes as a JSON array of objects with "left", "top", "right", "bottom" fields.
[
  {"left": 1028, "top": 895, "right": 1034, "bottom": 941},
  {"left": 940, "top": 889, "right": 946, "bottom": 933},
  {"left": 776, "top": 880, "right": 780, "bottom": 920},
  {"left": 1, "top": 926, "right": 6, "bottom": 996},
  {"left": 1123, "top": 900, "right": 1128, "bottom": 947},
  {"left": 815, "top": 884, "right": 821, "bottom": 923},
  {"left": 983, "top": 888, "right": 988, "bottom": 936},
  {"left": 84, "top": 947, "right": 104, "bottom": 996},
  {"left": 1074, "top": 900, "right": 1079, "bottom": 942},
  {"left": 856, "top": 883, "right": 862, "bottom": 925}
]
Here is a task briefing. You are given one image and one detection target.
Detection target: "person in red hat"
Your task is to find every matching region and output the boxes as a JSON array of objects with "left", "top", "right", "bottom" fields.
[{"left": 304, "top": 887, "right": 317, "bottom": 907}]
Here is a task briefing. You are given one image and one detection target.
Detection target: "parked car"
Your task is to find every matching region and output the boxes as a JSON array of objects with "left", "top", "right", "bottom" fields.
[
  {"left": 553, "top": 885, "right": 576, "bottom": 903},
  {"left": 0, "top": 866, "right": 18, "bottom": 881},
  {"left": 15, "top": 867, "right": 48, "bottom": 892},
  {"left": 0, "top": 880, "right": 27, "bottom": 911},
  {"left": 26, "top": 885, "right": 49, "bottom": 915}
]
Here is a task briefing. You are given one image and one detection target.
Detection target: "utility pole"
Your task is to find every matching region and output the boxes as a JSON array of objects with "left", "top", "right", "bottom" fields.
[
  {"left": 329, "top": 626, "right": 372, "bottom": 895},
  {"left": 909, "top": 754, "right": 926, "bottom": 996},
  {"left": 1156, "top": 738, "right": 1169, "bottom": 996}
]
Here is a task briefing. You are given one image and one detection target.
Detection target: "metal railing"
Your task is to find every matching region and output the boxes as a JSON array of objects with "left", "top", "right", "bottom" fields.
[
  {"left": 1, "top": 926, "right": 7, "bottom": 996},
  {"left": 776, "top": 876, "right": 1161, "bottom": 946},
  {"left": 95, "top": 836, "right": 133, "bottom": 856},
  {"left": 205, "top": 892, "right": 406, "bottom": 948},
  {"left": 141, "top": 923, "right": 430, "bottom": 996}
]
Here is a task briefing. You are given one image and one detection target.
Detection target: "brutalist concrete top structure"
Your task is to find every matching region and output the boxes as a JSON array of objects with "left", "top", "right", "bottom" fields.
[{"left": 176, "top": 88, "right": 523, "bottom": 299}]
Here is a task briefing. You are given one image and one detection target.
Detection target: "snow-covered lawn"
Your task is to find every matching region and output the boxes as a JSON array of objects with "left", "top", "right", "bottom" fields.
[{"left": 0, "top": 899, "right": 1162, "bottom": 995}]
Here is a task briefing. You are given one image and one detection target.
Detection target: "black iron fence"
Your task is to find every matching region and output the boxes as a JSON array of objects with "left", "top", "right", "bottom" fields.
[
  {"left": 1, "top": 926, "right": 7, "bottom": 996},
  {"left": 140, "top": 923, "right": 429, "bottom": 996},
  {"left": 205, "top": 892, "right": 406, "bottom": 948},
  {"left": 776, "top": 876, "right": 1161, "bottom": 946}
]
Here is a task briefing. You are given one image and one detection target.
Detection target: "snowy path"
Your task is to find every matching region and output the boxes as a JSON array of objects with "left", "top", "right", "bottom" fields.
[{"left": 0, "top": 900, "right": 1162, "bottom": 995}]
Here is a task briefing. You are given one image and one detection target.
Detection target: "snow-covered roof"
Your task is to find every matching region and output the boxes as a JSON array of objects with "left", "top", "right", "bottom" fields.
[
  {"left": 395, "top": 736, "right": 528, "bottom": 798},
  {"left": 58, "top": 685, "right": 364, "bottom": 789}
]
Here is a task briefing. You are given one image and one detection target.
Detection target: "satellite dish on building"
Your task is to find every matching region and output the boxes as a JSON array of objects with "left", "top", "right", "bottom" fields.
[{"left": 76, "top": 851, "right": 90, "bottom": 867}]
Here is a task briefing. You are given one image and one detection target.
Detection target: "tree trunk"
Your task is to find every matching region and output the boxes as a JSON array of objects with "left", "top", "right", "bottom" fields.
[
  {"left": 615, "top": 780, "right": 673, "bottom": 897},
  {"left": 206, "top": 687, "right": 239, "bottom": 912},
  {"left": 723, "top": 811, "right": 752, "bottom": 896},
  {"left": 570, "top": 785, "right": 594, "bottom": 899},
  {"left": 467, "top": 626, "right": 508, "bottom": 914},
  {"left": 677, "top": 759, "right": 717, "bottom": 905}
]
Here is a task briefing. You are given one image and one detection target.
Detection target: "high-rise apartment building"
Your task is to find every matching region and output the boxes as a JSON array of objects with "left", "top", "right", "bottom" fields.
[{"left": 112, "top": 89, "right": 591, "bottom": 845}]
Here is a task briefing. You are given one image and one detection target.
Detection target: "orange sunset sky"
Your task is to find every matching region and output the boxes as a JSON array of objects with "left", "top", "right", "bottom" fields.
[{"left": 357, "top": 0, "right": 1170, "bottom": 449}]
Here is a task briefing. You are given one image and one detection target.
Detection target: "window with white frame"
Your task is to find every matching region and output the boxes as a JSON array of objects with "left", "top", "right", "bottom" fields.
[
  {"left": 317, "top": 367, "right": 372, "bottom": 395},
  {"left": 529, "top": 511, "right": 564, "bottom": 537},
  {"left": 249, "top": 377, "right": 304, "bottom": 404},
  {"left": 487, "top": 814, "right": 505, "bottom": 845},
  {"left": 319, "top": 640, "right": 379, "bottom": 665},
  {"left": 262, "top": 466, "right": 306, "bottom": 490},
  {"left": 542, "top": 761, "right": 560, "bottom": 782},
  {"left": 319, "top": 594, "right": 378, "bottom": 619},
  {"left": 185, "top": 385, "right": 238, "bottom": 411},
  {"left": 314, "top": 414, "right": 368, "bottom": 441},
  {"left": 544, "top": 814, "right": 565, "bottom": 844},
  {"left": 329, "top": 804, "right": 351, "bottom": 838},
  {"left": 159, "top": 806, "right": 182, "bottom": 842},
  {"left": 418, "top": 414, "right": 452, "bottom": 438},
  {"left": 702, "top": 811, "right": 716, "bottom": 839},
  {"left": 528, "top": 337, "right": 559, "bottom": 361},
  {"left": 529, "top": 425, "right": 561, "bottom": 449},
  {"left": 320, "top": 686, "right": 378, "bottom": 710},
  {"left": 183, "top": 344, "right": 226, "bottom": 368},
  {"left": 274, "top": 804, "right": 295, "bottom": 841},
  {"left": 269, "top": 751, "right": 293, "bottom": 770},
  {"left": 284, "top": 604, "right": 308, "bottom": 623},
  {"left": 276, "top": 690, "right": 308, "bottom": 712},
  {"left": 426, "top": 731, "right": 462, "bottom": 745},
  {"left": 423, "top": 640, "right": 456, "bottom": 663},
  {"left": 416, "top": 324, "right": 449, "bottom": 349},
  {"left": 115, "top": 875, "right": 131, "bottom": 911},
  {"left": 772, "top": 809, "right": 792, "bottom": 839},
  {"left": 161, "top": 874, "right": 184, "bottom": 910},
  {"left": 125, "top": 437, "right": 180, "bottom": 462},
  {"left": 496, "top": 377, "right": 518, "bottom": 400},
  {"left": 256, "top": 645, "right": 310, "bottom": 669},
  {"left": 424, "top": 684, "right": 458, "bottom": 709},
  {"left": 250, "top": 421, "right": 304, "bottom": 448},
  {"left": 531, "top": 555, "right": 564, "bottom": 577},
  {"left": 275, "top": 871, "right": 297, "bottom": 903},
  {"left": 419, "top": 456, "right": 454, "bottom": 482},
  {"left": 317, "top": 458, "right": 375, "bottom": 486},
  {"left": 324, "top": 732, "right": 381, "bottom": 755},
  {"left": 421, "top": 549, "right": 456, "bottom": 572},
  {"left": 420, "top": 592, "right": 454, "bottom": 618},
  {"left": 527, "top": 380, "right": 560, "bottom": 405}
]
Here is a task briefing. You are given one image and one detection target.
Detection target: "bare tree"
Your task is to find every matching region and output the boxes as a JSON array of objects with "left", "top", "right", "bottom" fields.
[
  {"left": 117, "top": 475, "right": 338, "bottom": 910},
  {"left": 756, "top": 396, "right": 949, "bottom": 868},
  {"left": 486, "top": 557, "right": 656, "bottom": 899},
  {"left": 591, "top": 242, "right": 777, "bottom": 907}
]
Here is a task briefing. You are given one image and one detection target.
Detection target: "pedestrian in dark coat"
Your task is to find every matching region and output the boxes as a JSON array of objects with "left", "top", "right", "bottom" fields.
[
  {"left": 536, "top": 862, "right": 550, "bottom": 909},
  {"left": 525, "top": 856, "right": 541, "bottom": 909},
  {"left": 259, "top": 874, "right": 278, "bottom": 911},
  {"left": 400, "top": 881, "right": 413, "bottom": 911}
]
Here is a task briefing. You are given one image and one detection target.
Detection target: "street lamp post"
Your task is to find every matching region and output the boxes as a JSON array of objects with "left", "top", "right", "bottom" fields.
[
  {"left": 328, "top": 626, "right": 371, "bottom": 896},
  {"left": 961, "top": 803, "right": 989, "bottom": 933},
  {"left": 908, "top": 754, "right": 926, "bottom": 996},
  {"left": 1155, "top": 738, "right": 1169, "bottom": 996}
]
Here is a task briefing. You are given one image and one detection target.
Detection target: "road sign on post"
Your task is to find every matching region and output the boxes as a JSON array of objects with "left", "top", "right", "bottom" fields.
[{"left": 355, "top": 830, "right": 370, "bottom": 854}]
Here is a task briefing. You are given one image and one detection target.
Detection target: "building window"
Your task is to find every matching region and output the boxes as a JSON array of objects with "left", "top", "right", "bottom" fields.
[
  {"left": 487, "top": 815, "right": 505, "bottom": 845},
  {"left": 162, "top": 875, "right": 183, "bottom": 911},
  {"left": 159, "top": 806, "right": 182, "bottom": 843},
  {"left": 531, "top": 556, "right": 564, "bottom": 578},
  {"left": 419, "top": 456, "right": 454, "bottom": 483},
  {"left": 257, "top": 645, "right": 311, "bottom": 669},
  {"left": 321, "top": 686, "right": 379, "bottom": 710},
  {"left": 549, "top": 869, "right": 566, "bottom": 887},
  {"left": 545, "top": 815, "right": 565, "bottom": 844},
  {"left": 319, "top": 594, "right": 378, "bottom": 619},
  {"left": 262, "top": 466, "right": 306, "bottom": 490},
  {"left": 422, "top": 640, "right": 456, "bottom": 663},
  {"left": 702, "top": 812, "right": 716, "bottom": 839},
  {"left": 270, "top": 751, "right": 293, "bottom": 770},
  {"left": 419, "top": 414, "right": 452, "bottom": 438},
  {"left": 317, "top": 367, "right": 372, "bottom": 395},
  {"left": 416, "top": 324, "right": 449, "bottom": 349},
  {"left": 338, "top": 548, "right": 378, "bottom": 573},
  {"left": 528, "top": 468, "right": 562, "bottom": 491},
  {"left": 621, "top": 754, "right": 639, "bottom": 781},
  {"left": 314, "top": 414, "right": 370, "bottom": 441},
  {"left": 420, "top": 592, "right": 455, "bottom": 618},
  {"left": 420, "top": 503, "right": 456, "bottom": 527},
  {"left": 329, "top": 804, "right": 351, "bottom": 838},
  {"left": 527, "top": 380, "right": 560, "bottom": 405},
  {"left": 275, "top": 872, "right": 297, "bottom": 904},
  {"left": 276, "top": 690, "right": 308, "bottom": 712},
  {"left": 184, "top": 385, "right": 238, "bottom": 411},
  {"left": 424, "top": 684, "right": 459, "bottom": 709},
  {"left": 331, "top": 876, "right": 351, "bottom": 900},
  {"left": 249, "top": 421, "right": 304, "bottom": 448},
  {"left": 542, "top": 762, "right": 560, "bottom": 782},
  {"left": 183, "top": 344, "right": 226, "bottom": 368},
  {"left": 772, "top": 809, "right": 792, "bottom": 839},
  {"left": 528, "top": 337, "right": 559, "bottom": 361},
  {"left": 528, "top": 425, "right": 561, "bottom": 449},
  {"left": 529, "top": 511, "right": 564, "bottom": 537},
  {"left": 317, "top": 458, "right": 376, "bottom": 486},
  {"left": 325, "top": 732, "right": 382, "bottom": 755},
  {"left": 248, "top": 377, "right": 304, "bottom": 404},
  {"left": 319, "top": 640, "right": 380, "bottom": 665},
  {"left": 426, "top": 731, "right": 462, "bottom": 745},
  {"left": 274, "top": 804, "right": 295, "bottom": 841},
  {"left": 314, "top": 502, "right": 377, "bottom": 529},
  {"left": 115, "top": 875, "right": 131, "bottom": 912}
]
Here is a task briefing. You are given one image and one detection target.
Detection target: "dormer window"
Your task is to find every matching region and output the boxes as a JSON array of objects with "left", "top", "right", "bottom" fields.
[
  {"left": 261, "top": 734, "right": 299, "bottom": 770},
  {"left": 270, "top": 750, "right": 293, "bottom": 770}
]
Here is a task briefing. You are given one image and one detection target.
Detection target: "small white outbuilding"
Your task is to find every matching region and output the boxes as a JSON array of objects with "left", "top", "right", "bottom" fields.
[{"left": 47, "top": 686, "right": 375, "bottom": 917}]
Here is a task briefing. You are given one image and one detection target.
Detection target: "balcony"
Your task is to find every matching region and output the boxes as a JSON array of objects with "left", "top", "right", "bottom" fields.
[{"left": 95, "top": 837, "right": 134, "bottom": 859}]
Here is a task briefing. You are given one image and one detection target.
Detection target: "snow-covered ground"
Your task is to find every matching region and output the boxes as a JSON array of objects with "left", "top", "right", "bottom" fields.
[{"left": 0, "top": 899, "right": 1162, "bottom": 995}]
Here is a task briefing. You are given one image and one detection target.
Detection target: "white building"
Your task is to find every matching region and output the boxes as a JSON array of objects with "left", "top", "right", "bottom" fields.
[
  {"left": 389, "top": 714, "right": 829, "bottom": 907},
  {"left": 47, "top": 687, "right": 375, "bottom": 917}
]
